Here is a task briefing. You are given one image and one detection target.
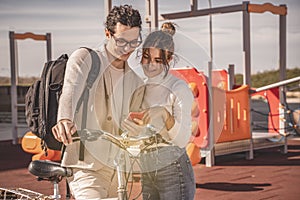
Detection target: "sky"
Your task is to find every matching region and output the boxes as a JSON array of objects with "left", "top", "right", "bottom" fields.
[{"left": 0, "top": 0, "right": 299, "bottom": 77}]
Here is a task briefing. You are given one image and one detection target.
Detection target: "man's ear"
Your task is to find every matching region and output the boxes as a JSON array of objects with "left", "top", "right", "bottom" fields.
[{"left": 105, "top": 29, "right": 111, "bottom": 39}]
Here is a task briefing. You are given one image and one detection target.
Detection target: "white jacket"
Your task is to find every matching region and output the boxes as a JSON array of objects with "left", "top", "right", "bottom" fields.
[{"left": 57, "top": 43, "right": 143, "bottom": 170}]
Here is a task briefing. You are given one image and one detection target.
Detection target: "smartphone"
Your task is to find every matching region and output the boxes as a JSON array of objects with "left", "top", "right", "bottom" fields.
[{"left": 128, "top": 112, "right": 144, "bottom": 120}]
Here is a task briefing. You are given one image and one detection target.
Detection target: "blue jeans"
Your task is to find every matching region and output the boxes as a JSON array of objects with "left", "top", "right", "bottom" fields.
[{"left": 140, "top": 147, "right": 195, "bottom": 200}]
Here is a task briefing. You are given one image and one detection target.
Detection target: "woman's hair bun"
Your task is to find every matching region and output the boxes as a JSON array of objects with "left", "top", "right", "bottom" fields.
[{"left": 161, "top": 22, "right": 176, "bottom": 36}]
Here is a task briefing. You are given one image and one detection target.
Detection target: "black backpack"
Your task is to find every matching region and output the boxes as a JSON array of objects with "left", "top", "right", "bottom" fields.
[{"left": 25, "top": 47, "right": 100, "bottom": 153}]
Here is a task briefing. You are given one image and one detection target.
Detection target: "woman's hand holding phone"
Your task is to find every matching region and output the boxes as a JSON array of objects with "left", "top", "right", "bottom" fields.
[{"left": 128, "top": 111, "right": 146, "bottom": 125}]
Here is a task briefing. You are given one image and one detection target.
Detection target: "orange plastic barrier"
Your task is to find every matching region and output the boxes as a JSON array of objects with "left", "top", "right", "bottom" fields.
[
  {"left": 216, "top": 85, "right": 251, "bottom": 143},
  {"left": 170, "top": 69, "right": 252, "bottom": 164},
  {"left": 186, "top": 142, "right": 201, "bottom": 166},
  {"left": 212, "top": 69, "right": 228, "bottom": 90},
  {"left": 252, "top": 87, "right": 280, "bottom": 133},
  {"left": 170, "top": 68, "right": 209, "bottom": 148},
  {"left": 21, "top": 132, "right": 61, "bottom": 161}
]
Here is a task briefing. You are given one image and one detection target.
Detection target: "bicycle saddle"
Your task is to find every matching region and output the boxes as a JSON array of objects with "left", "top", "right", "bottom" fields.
[{"left": 28, "top": 160, "right": 73, "bottom": 180}]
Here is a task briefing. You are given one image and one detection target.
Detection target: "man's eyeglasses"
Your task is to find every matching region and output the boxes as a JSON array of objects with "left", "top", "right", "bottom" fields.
[{"left": 112, "top": 32, "right": 142, "bottom": 48}]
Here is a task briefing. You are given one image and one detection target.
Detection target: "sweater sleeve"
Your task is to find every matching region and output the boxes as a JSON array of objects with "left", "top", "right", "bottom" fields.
[
  {"left": 168, "top": 80, "right": 193, "bottom": 148},
  {"left": 57, "top": 48, "right": 93, "bottom": 121}
]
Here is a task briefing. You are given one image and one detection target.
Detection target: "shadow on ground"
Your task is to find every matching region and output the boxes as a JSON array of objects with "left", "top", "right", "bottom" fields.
[
  {"left": 214, "top": 142, "right": 300, "bottom": 167},
  {"left": 196, "top": 182, "right": 272, "bottom": 192}
]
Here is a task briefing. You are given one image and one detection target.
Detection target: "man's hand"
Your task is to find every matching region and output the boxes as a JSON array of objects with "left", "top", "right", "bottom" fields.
[{"left": 52, "top": 119, "right": 77, "bottom": 145}]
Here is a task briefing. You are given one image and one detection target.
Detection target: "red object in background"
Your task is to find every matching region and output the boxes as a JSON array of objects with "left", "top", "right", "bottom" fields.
[
  {"left": 128, "top": 112, "right": 144, "bottom": 120},
  {"left": 170, "top": 68, "right": 209, "bottom": 148},
  {"left": 252, "top": 87, "right": 280, "bottom": 133},
  {"left": 21, "top": 131, "right": 61, "bottom": 161}
]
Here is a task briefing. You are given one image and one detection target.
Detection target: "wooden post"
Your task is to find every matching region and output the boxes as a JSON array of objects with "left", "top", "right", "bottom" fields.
[
  {"left": 228, "top": 64, "right": 235, "bottom": 90},
  {"left": 9, "top": 31, "right": 18, "bottom": 144},
  {"left": 279, "top": 6, "right": 287, "bottom": 153},
  {"left": 206, "top": 61, "right": 215, "bottom": 167},
  {"left": 104, "top": 0, "right": 112, "bottom": 21},
  {"left": 8, "top": 31, "right": 51, "bottom": 144}
]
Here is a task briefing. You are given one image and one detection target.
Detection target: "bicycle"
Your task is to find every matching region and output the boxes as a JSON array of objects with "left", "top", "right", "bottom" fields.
[{"left": 0, "top": 127, "right": 168, "bottom": 200}]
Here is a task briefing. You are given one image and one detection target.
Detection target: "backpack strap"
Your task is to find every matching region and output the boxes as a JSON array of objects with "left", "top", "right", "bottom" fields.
[
  {"left": 75, "top": 48, "right": 101, "bottom": 110},
  {"left": 75, "top": 47, "right": 101, "bottom": 161}
]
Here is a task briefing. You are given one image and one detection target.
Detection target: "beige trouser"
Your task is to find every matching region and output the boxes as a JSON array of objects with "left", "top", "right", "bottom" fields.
[{"left": 67, "top": 166, "right": 118, "bottom": 200}]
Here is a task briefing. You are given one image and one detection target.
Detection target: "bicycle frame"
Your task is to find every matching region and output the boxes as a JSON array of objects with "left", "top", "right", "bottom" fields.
[{"left": 1, "top": 129, "right": 169, "bottom": 200}]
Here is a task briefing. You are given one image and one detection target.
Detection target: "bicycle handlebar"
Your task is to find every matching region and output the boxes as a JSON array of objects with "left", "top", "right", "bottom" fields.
[{"left": 72, "top": 128, "right": 171, "bottom": 153}]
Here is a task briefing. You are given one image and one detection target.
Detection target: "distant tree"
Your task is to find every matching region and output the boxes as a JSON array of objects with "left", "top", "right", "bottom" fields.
[
  {"left": 234, "top": 74, "right": 243, "bottom": 86},
  {"left": 234, "top": 67, "right": 300, "bottom": 90},
  {"left": 0, "top": 77, "right": 10, "bottom": 85},
  {"left": 0, "top": 76, "right": 39, "bottom": 86},
  {"left": 1, "top": 67, "right": 299, "bottom": 90}
]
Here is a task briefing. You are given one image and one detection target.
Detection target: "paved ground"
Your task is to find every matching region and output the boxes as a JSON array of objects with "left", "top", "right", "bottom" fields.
[
  {"left": 0, "top": 136, "right": 300, "bottom": 200},
  {"left": 194, "top": 137, "right": 300, "bottom": 200}
]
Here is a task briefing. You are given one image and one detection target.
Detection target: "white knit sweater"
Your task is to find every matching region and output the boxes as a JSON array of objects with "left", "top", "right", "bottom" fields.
[{"left": 141, "top": 72, "right": 194, "bottom": 148}]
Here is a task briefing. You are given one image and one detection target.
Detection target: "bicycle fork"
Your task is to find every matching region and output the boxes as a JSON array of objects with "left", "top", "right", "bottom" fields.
[{"left": 115, "top": 152, "right": 128, "bottom": 200}]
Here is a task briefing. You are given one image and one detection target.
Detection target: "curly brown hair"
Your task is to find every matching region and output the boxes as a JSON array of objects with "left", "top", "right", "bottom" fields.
[{"left": 105, "top": 5, "right": 142, "bottom": 35}]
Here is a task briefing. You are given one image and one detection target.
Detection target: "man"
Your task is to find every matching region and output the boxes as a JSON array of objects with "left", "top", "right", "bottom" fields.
[{"left": 52, "top": 5, "right": 143, "bottom": 199}]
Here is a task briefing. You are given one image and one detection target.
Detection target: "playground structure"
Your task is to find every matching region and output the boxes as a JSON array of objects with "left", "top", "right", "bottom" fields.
[
  {"left": 171, "top": 67, "right": 300, "bottom": 167},
  {"left": 8, "top": 1, "right": 300, "bottom": 167},
  {"left": 140, "top": 0, "right": 296, "bottom": 167}
]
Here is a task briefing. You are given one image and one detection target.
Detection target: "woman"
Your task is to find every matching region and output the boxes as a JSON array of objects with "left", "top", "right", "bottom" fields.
[{"left": 122, "top": 22, "right": 195, "bottom": 200}]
